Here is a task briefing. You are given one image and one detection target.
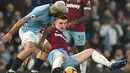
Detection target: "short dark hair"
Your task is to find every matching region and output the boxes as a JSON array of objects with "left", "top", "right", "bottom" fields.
[{"left": 56, "top": 14, "right": 67, "bottom": 20}]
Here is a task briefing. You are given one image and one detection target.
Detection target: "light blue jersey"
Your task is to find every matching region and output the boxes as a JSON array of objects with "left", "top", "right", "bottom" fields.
[{"left": 21, "top": 4, "right": 55, "bottom": 34}]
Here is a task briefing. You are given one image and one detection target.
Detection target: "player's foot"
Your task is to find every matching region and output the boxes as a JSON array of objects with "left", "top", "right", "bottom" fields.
[
  {"left": 109, "top": 60, "right": 127, "bottom": 71},
  {"left": 51, "top": 67, "right": 62, "bottom": 73},
  {"left": 30, "top": 70, "right": 38, "bottom": 73}
]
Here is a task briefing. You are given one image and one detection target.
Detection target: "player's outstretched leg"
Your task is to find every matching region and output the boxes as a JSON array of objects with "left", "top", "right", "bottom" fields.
[
  {"left": 91, "top": 50, "right": 127, "bottom": 71},
  {"left": 30, "top": 58, "right": 41, "bottom": 73},
  {"left": 109, "top": 60, "right": 127, "bottom": 71},
  {"left": 7, "top": 42, "right": 36, "bottom": 73},
  {"left": 31, "top": 41, "right": 50, "bottom": 73},
  {"left": 31, "top": 51, "right": 48, "bottom": 73},
  {"left": 73, "top": 48, "right": 127, "bottom": 71}
]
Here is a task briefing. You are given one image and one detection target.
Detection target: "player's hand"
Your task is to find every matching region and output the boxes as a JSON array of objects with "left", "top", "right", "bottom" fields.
[
  {"left": 66, "top": 22, "right": 75, "bottom": 30},
  {"left": 39, "top": 42, "right": 45, "bottom": 51},
  {"left": 2, "top": 33, "right": 12, "bottom": 43},
  {"left": 40, "top": 41, "right": 52, "bottom": 53}
]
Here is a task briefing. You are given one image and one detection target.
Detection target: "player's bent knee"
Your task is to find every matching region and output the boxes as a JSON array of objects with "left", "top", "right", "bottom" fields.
[
  {"left": 24, "top": 42, "right": 36, "bottom": 53},
  {"left": 24, "top": 48, "right": 35, "bottom": 54},
  {"left": 54, "top": 52, "right": 65, "bottom": 59}
]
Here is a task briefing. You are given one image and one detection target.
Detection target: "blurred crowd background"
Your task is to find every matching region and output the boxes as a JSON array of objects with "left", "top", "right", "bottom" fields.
[{"left": 0, "top": 0, "right": 130, "bottom": 72}]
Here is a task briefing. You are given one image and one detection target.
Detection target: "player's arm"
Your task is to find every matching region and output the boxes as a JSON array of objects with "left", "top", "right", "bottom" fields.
[
  {"left": 66, "top": 10, "right": 91, "bottom": 29},
  {"left": 39, "top": 25, "right": 52, "bottom": 52},
  {"left": 8, "top": 18, "right": 27, "bottom": 35},
  {"left": 2, "top": 18, "right": 26, "bottom": 43},
  {"left": 8, "top": 6, "right": 43, "bottom": 35},
  {"left": 5, "top": 6, "right": 41, "bottom": 36},
  {"left": 67, "top": 0, "right": 91, "bottom": 29},
  {"left": 40, "top": 26, "right": 51, "bottom": 44},
  {"left": 2, "top": 7, "right": 40, "bottom": 43},
  {"left": 69, "top": 10, "right": 91, "bottom": 25},
  {"left": 72, "top": 0, "right": 91, "bottom": 25}
]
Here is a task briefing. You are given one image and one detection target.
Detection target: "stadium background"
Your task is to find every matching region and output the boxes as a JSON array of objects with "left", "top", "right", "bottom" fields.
[{"left": 0, "top": 0, "right": 130, "bottom": 73}]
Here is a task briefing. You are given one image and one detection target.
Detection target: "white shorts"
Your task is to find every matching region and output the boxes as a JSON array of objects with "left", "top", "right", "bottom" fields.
[{"left": 19, "top": 28, "right": 47, "bottom": 46}]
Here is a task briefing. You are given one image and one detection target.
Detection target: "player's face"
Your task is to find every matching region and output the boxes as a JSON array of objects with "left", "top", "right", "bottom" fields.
[{"left": 55, "top": 19, "right": 67, "bottom": 32}]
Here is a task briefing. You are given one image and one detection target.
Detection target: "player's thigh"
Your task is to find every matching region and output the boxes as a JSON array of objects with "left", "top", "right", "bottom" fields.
[
  {"left": 63, "top": 30, "right": 71, "bottom": 44},
  {"left": 19, "top": 28, "right": 37, "bottom": 46},
  {"left": 72, "top": 49, "right": 94, "bottom": 64},
  {"left": 71, "top": 31, "right": 86, "bottom": 46}
]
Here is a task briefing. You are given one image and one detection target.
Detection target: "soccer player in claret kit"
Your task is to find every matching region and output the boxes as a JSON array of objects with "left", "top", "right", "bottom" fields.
[
  {"left": 39, "top": 15, "right": 127, "bottom": 73},
  {"left": 61, "top": 0, "right": 91, "bottom": 73},
  {"left": 33, "top": 0, "right": 92, "bottom": 72}
]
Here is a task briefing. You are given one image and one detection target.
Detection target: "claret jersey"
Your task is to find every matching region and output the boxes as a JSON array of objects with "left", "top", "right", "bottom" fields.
[
  {"left": 63, "top": 0, "right": 91, "bottom": 31},
  {"left": 47, "top": 27, "right": 69, "bottom": 53}
]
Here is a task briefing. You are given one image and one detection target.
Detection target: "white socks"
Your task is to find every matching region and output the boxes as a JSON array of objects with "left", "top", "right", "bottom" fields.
[
  {"left": 92, "top": 50, "right": 112, "bottom": 67},
  {"left": 52, "top": 57, "right": 65, "bottom": 69},
  {"left": 80, "top": 61, "right": 87, "bottom": 73}
]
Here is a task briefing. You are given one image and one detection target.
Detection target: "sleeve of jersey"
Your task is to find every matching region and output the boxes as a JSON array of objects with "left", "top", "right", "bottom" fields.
[
  {"left": 83, "top": 0, "right": 91, "bottom": 11},
  {"left": 24, "top": 6, "right": 47, "bottom": 21}
]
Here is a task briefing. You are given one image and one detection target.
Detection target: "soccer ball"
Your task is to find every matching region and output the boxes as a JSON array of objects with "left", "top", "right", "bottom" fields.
[{"left": 63, "top": 67, "right": 78, "bottom": 73}]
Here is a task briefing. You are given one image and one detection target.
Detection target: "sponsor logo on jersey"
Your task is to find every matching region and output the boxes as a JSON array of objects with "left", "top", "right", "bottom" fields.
[
  {"left": 67, "top": 4, "right": 80, "bottom": 9},
  {"left": 54, "top": 33, "right": 66, "bottom": 41}
]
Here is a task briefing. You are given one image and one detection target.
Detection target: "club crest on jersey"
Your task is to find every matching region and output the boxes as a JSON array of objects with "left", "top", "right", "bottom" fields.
[
  {"left": 30, "top": 15, "right": 36, "bottom": 20},
  {"left": 54, "top": 33, "right": 66, "bottom": 41}
]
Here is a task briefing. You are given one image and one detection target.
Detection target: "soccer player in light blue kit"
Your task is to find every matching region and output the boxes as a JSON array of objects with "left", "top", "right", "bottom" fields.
[{"left": 2, "top": 1, "right": 68, "bottom": 73}]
